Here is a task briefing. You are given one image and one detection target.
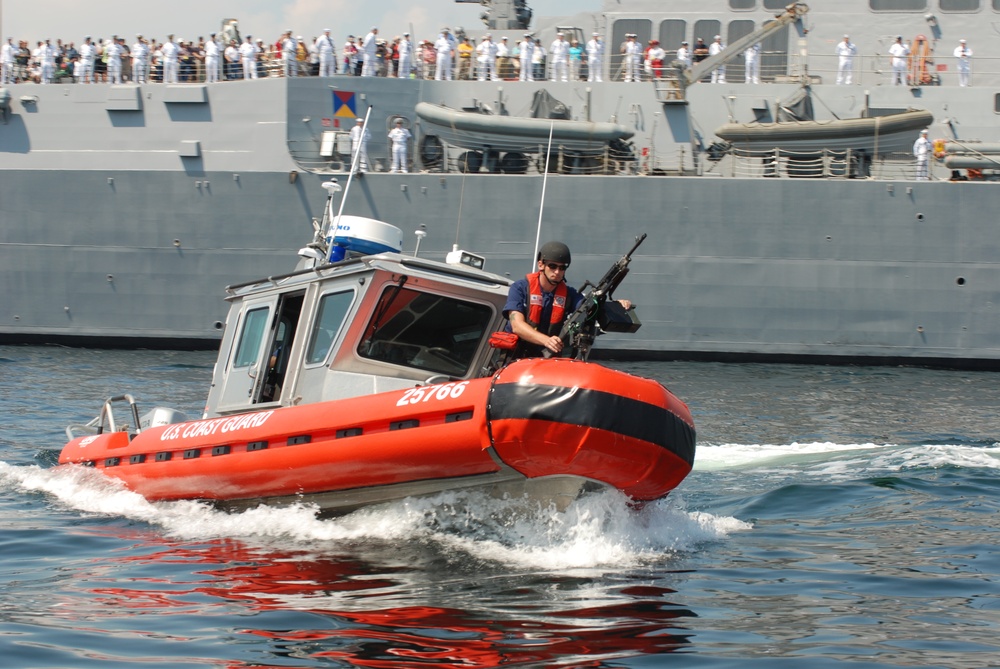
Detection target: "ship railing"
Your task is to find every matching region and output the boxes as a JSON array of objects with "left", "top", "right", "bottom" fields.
[
  {"left": 65, "top": 394, "right": 142, "bottom": 441},
  {"left": 710, "top": 147, "right": 941, "bottom": 181},
  {"left": 714, "top": 53, "right": 1000, "bottom": 88}
]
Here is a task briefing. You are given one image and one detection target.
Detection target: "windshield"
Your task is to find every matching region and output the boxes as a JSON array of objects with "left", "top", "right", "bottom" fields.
[{"left": 358, "top": 287, "right": 493, "bottom": 377}]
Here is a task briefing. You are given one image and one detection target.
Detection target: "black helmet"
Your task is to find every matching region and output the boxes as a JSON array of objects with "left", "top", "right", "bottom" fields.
[{"left": 538, "top": 241, "right": 571, "bottom": 265}]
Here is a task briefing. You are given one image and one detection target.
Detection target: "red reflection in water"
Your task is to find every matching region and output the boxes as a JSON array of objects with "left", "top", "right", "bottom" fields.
[{"left": 74, "top": 531, "right": 694, "bottom": 668}]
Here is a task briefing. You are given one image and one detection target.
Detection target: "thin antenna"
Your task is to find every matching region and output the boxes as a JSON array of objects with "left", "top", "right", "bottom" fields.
[
  {"left": 333, "top": 105, "right": 373, "bottom": 230},
  {"left": 531, "top": 121, "right": 556, "bottom": 268}
]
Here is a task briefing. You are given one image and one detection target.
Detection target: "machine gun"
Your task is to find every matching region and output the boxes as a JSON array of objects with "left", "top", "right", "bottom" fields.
[{"left": 545, "top": 233, "right": 646, "bottom": 361}]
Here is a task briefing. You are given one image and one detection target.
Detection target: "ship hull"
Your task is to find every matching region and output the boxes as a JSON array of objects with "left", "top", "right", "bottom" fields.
[{"left": 4, "top": 0, "right": 1000, "bottom": 367}]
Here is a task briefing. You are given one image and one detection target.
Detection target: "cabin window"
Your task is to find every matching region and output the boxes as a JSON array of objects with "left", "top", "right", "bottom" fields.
[
  {"left": 232, "top": 307, "right": 269, "bottom": 368},
  {"left": 658, "top": 20, "right": 686, "bottom": 54},
  {"left": 692, "top": 20, "right": 722, "bottom": 46},
  {"left": 940, "top": 0, "right": 979, "bottom": 10},
  {"left": 762, "top": 0, "right": 790, "bottom": 8},
  {"left": 868, "top": 0, "right": 927, "bottom": 10},
  {"left": 727, "top": 20, "right": 756, "bottom": 83},
  {"left": 760, "top": 20, "right": 790, "bottom": 81},
  {"left": 995, "top": 0, "right": 1000, "bottom": 9},
  {"left": 730, "top": 0, "right": 756, "bottom": 9},
  {"left": 305, "top": 290, "right": 355, "bottom": 364},
  {"left": 610, "top": 19, "right": 653, "bottom": 81},
  {"left": 994, "top": 93, "right": 1000, "bottom": 112},
  {"left": 358, "top": 287, "right": 494, "bottom": 377}
]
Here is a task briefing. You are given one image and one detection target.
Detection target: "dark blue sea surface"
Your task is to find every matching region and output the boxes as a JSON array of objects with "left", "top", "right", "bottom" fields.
[{"left": 2, "top": 346, "right": 999, "bottom": 668}]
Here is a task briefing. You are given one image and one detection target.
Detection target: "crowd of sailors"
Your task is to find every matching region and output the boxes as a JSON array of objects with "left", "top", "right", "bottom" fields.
[{"left": 0, "top": 26, "right": 980, "bottom": 87}]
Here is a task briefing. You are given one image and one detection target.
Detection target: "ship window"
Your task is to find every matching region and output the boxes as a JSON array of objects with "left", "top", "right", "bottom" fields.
[
  {"left": 611, "top": 19, "right": 653, "bottom": 81},
  {"left": 995, "top": 0, "right": 1000, "bottom": 9},
  {"left": 730, "top": 0, "right": 756, "bottom": 8},
  {"left": 727, "top": 20, "right": 756, "bottom": 83},
  {"left": 232, "top": 307, "right": 269, "bottom": 368},
  {"left": 305, "top": 289, "right": 355, "bottom": 364},
  {"left": 358, "top": 287, "right": 493, "bottom": 377},
  {"left": 940, "top": 0, "right": 979, "bottom": 10},
  {"left": 658, "top": 19, "right": 686, "bottom": 54},
  {"left": 761, "top": 19, "right": 790, "bottom": 81},
  {"left": 763, "top": 0, "right": 790, "bottom": 7},
  {"left": 869, "top": 0, "right": 927, "bottom": 10},
  {"left": 692, "top": 19, "right": 722, "bottom": 45},
  {"left": 994, "top": 93, "right": 1000, "bottom": 112}
]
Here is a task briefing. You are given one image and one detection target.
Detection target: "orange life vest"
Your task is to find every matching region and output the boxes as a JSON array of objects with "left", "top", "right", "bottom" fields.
[{"left": 525, "top": 271, "right": 568, "bottom": 333}]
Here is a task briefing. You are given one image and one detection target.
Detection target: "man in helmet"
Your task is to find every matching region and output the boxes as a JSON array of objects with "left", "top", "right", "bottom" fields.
[{"left": 503, "top": 242, "right": 631, "bottom": 357}]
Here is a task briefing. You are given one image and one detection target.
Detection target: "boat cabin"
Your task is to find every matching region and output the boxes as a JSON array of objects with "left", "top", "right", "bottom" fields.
[{"left": 203, "top": 251, "right": 513, "bottom": 418}]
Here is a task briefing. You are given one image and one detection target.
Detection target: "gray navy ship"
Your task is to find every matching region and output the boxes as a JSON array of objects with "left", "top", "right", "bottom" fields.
[{"left": 2, "top": 0, "right": 999, "bottom": 368}]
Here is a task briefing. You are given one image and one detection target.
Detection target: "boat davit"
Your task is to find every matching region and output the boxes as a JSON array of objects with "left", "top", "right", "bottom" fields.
[{"left": 58, "top": 179, "right": 695, "bottom": 515}]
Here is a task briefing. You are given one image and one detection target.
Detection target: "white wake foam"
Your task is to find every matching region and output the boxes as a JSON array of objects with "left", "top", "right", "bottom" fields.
[{"left": 0, "top": 462, "right": 750, "bottom": 569}]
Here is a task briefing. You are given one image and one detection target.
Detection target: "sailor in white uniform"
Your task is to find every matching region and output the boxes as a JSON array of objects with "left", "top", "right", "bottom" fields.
[
  {"left": 835, "top": 35, "right": 857, "bottom": 85},
  {"left": 1, "top": 37, "right": 16, "bottom": 85},
  {"left": 549, "top": 32, "right": 569, "bottom": 82},
  {"left": 622, "top": 34, "right": 641, "bottom": 82},
  {"left": 161, "top": 35, "right": 180, "bottom": 83},
  {"left": 519, "top": 34, "right": 534, "bottom": 81},
  {"left": 316, "top": 30, "right": 335, "bottom": 77},
  {"left": 397, "top": 32, "right": 413, "bottom": 78},
  {"left": 79, "top": 36, "right": 97, "bottom": 83},
  {"left": 586, "top": 33, "right": 604, "bottom": 82},
  {"left": 889, "top": 35, "right": 909, "bottom": 86},
  {"left": 913, "top": 128, "right": 931, "bottom": 181},
  {"left": 105, "top": 38, "right": 122, "bottom": 84},
  {"left": 282, "top": 31, "right": 297, "bottom": 77},
  {"left": 675, "top": 40, "right": 691, "bottom": 69},
  {"left": 40, "top": 39, "right": 56, "bottom": 84},
  {"left": 435, "top": 28, "right": 456, "bottom": 80},
  {"left": 205, "top": 33, "right": 220, "bottom": 83},
  {"left": 954, "top": 39, "right": 972, "bottom": 87},
  {"left": 361, "top": 28, "right": 378, "bottom": 77},
  {"left": 476, "top": 33, "right": 497, "bottom": 81},
  {"left": 239, "top": 36, "right": 259, "bottom": 80},
  {"left": 388, "top": 119, "right": 412, "bottom": 173},
  {"left": 349, "top": 118, "right": 371, "bottom": 173},
  {"left": 709, "top": 35, "right": 726, "bottom": 83},
  {"left": 744, "top": 42, "right": 760, "bottom": 84},
  {"left": 132, "top": 35, "right": 149, "bottom": 84}
]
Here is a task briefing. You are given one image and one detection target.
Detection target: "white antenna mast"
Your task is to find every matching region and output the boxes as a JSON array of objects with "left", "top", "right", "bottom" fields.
[{"left": 531, "top": 121, "right": 556, "bottom": 268}]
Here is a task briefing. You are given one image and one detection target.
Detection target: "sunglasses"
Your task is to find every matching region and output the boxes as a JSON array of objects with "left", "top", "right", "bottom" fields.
[{"left": 544, "top": 262, "right": 569, "bottom": 271}]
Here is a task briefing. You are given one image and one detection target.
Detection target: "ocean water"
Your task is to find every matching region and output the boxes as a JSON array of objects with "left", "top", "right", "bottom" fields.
[{"left": 2, "top": 345, "right": 999, "bottom": 668}]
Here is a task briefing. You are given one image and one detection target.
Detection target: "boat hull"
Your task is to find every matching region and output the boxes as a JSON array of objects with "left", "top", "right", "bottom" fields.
[
  {"left": 715, "top": 110, "right": 933, "bottom": 153},
  {"left": 58, "top": 359, "right": 695, "bottom": 513},
  {"left": 415, "top": 101, "right": 634, "bottom": 153}
]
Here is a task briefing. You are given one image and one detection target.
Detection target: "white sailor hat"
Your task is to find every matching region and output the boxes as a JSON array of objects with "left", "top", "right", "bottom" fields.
[
  {"left": 557, "top": 32, "right": 564, "bottom": 36},
  {"left": 714, "top": 34, "right": 721, "bottom": 40},
  {"left": 210, "top": 32, "right": 216, "bottom": 36},
  {"left": 960, "top": 38, "right": 967, "bottom": 43},
  {"left": 484, "top": 33, "right": 491, "bottom": 38},
  {"left": 843, "top": 34, "right": 850, "bottom": 38},
  {"left": 355, "top": 117, "right": 363, "bottom": 122},
  {"left": 501, "top": 36, "right": 508, "bottom": 40},
  {"left": 324, "top": 28, "right": 331, "bottom": 32},
  {"left": 682, "top": 40, "right": 689, "bottom": 45},
  {"left": 921, "top": 128, "right": 929, "bottom": 134},
  {"left": 403, "top": 32, "right": 410, "bottom": 36},
  {"left": 297, "top": 36, "right": 303, "bottom": 40}
]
